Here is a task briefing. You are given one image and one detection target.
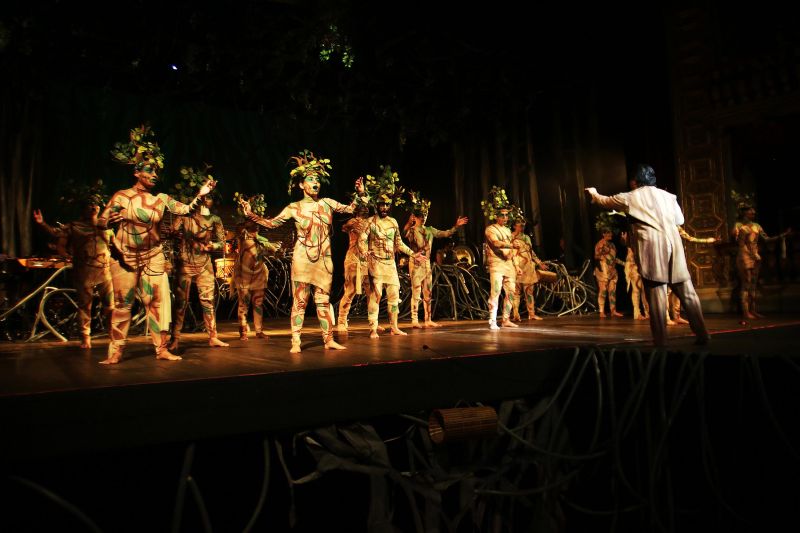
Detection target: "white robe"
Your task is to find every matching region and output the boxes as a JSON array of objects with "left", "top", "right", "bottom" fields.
[{"left": 589, "top": 185, "right": 690, "bottom": 284}]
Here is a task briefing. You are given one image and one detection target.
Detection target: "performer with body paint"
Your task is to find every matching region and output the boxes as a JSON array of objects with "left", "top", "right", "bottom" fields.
[
  {"left": 240, "top": 150, "right": 367, "bottom": 353},
  {"left": 403, "top": 190, "right": 467, "bottom": 328},
  {"left": 360, "top": 166, "right": 422, "bottom": 338},
  {"left": 33, "top": 181, "right": 113, "bottom": 349},
  {"left": 167, "top": 166, "right": 229, "bottom": 351},
  {"left": 232, "top": 193, "right": 281, "bottom": 341},
  {"left": 509, "top": 206, "right": 547, "bottom": 321},
  {"left": 98, "top": 125, "right": 217, "bottom": 364},
  {"left": 481, "top": 186, "right": 518, "bottom": 330},
  {"left": 730, "top": 193, "right": 791, "bottom": 320}
]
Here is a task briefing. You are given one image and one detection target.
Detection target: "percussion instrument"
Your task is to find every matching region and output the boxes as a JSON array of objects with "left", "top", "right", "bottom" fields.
[
  {"left": 453, "top": 245, "right": 476, "bottom": 265},
  {"left": 214, "top": 257, "right": 236, "bottom": 282}
]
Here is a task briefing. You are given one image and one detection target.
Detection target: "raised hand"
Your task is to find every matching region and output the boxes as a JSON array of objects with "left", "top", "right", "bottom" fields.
[
  {"left": 455, "top": 216, "right": 469, "bottom": 227},
  {"left": 198, "top": 178, "right": 218, "bottom": 197},
  {"left": 33, "top": 209, "right": 44, "bottom": 225},
  {"left": 355, "top": 176, "right": 365, "bottom": 194},
  {"left": 238, "top": 198, "right": 252, "bottom": 216}
]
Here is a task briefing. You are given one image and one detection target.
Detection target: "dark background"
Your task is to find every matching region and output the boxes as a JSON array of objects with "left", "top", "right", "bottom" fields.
[{"left": 1, "top": 0, "right": 679, "bottom": 278}]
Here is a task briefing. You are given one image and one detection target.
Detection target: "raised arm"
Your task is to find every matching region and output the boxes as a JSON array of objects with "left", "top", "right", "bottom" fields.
[
  {"left": 243, "top": 202, "right": 292, "bottom": 230},
  {"left": 32, "top": 209, "right": 62, "bottom": 238},
  {"left": 585, "top": 187, "right": 629, "bottom": 212},
  {"left": 324, "top": 177, "right": 370, "bottom": 215},
  {"left": 432, "top": 216, "right": 468, "bottom": 239},
  {"left": 160, "top": 193, "right": 202, "bottom": 216},
  {"left": 161, "top": 178, "right": 218, "bottom": 216}
]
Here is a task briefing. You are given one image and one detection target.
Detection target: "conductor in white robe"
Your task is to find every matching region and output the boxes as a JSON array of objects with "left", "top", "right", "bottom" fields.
[{"left": 585, "top": 165, "right": 710, "bottom": 347}]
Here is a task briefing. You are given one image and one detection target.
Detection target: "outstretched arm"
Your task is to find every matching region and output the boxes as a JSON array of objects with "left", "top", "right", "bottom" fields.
[
  {"left": 433, "top": 216, "right": 469, "bottom": 238},
  {"left": 760, "top": 226, "right": 792, "bottom": 242},
  {"left": 240, "top": 198, "right": 292, "bottom": 229},
  {"left": 585, "top": 187, "right": 629, "bottom": 212},
  {"left": 678, "top": 226, "right": 718, "bottom": 244}
]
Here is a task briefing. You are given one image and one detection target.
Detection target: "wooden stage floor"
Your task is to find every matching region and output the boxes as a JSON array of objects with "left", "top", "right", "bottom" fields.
[{"left": 1, "top": 313, "right": 799, "bottom": 459}]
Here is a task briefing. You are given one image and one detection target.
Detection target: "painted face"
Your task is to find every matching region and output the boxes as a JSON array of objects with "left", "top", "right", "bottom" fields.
[
  {"left": 356, "top": 206, "right": 370, "bottom": 219},
  {"left": 203, "top": 196, "right": 214, "bottom": 209},
  {"left": 301, "top": 174, "right": 321, "bottom": 197},
  {"left": 496, "top": 211, "right": 509, "bottom": 226},
  {"left": 135, "top": 169, "right": 158, "bottom": 189},
  {"left": 745, "top": 208, "right": 756, "bottom": 221},
  {"left": 514, "top": 221, "right": 525, "bottom": 232},
  {"left": 377, "top": 202, "right": 391, "bottom": 218}
]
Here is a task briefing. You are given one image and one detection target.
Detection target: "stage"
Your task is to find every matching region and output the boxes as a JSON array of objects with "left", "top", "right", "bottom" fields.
[{"left": 1, "top": 313, "right": 799, "bottom": 460}]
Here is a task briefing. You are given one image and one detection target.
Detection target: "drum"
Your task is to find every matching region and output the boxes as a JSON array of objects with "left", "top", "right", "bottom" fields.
[
  {"left": 453, "top": 245, "right": 476, "bottom": 265},
  {"left": 214, "top": 257, "right": 236, "bottom": 282},
  {"left": 537, "top": 269, "right": 558, "bottom": 284}
]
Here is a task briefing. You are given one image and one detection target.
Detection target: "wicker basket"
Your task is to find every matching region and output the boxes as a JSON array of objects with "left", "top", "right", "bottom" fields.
[{"left": 428, "top": 406, "right": 498, "bottom": 444}]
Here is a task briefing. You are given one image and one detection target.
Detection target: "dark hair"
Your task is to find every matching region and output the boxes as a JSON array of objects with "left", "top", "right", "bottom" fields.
[{"left": 635, "top": 164, "right": 656, "bottom": 186}]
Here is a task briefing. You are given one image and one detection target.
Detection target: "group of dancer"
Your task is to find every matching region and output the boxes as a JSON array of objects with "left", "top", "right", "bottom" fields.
[{"left": 32, "top": 126, "right": 791, "bottom": 361}]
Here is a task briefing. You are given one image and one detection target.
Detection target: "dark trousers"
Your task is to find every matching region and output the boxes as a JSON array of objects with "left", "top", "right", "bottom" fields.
[{"left": 643, "top": 278, "right": 709, "bottom": 347}]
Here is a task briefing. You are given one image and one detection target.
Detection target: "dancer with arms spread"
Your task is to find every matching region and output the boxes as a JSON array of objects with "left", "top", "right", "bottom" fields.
[
  {"left": 241, "top": 150, "right": 367, "bottom": 353},
  {"left": 403, "top": 190, "right": 467, "bottom": 328}
]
